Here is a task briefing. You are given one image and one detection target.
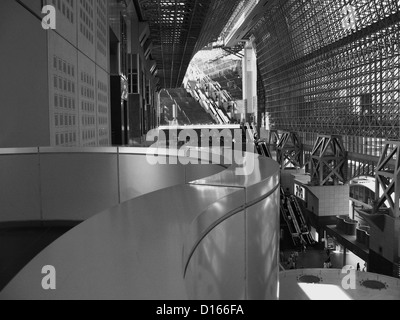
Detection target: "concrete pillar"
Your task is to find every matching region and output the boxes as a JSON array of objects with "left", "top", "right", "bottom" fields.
[
  {"left": 172, "top": 104, "right": 177, "bottom": 120},
  {"left": 242, "top": 41, "right": 257, "bottom": 124}
]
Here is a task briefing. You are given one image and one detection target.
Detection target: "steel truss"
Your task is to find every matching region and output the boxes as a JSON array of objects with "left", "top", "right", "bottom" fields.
[
  {"left": 306, "top": 149, "right": 376, "bottom": 180},
  {"left": 374, "top": 141, "right": 400, "bottom": 218},
  {"left": 347, "top": 160, "right": 376, "bottom": 180},
  {"left": 310, "top": 135, "right": 347, "bottom": 186},
  {"left": 268, "top": 130, "right": 280, "bottom": 149},
  {"left": 277, "top": 132, "right": 303, "bottom": 169}
]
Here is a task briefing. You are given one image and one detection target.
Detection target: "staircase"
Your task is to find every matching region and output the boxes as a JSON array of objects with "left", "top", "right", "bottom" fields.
[
  {"left": 184, "top": 64, "right": 235, "bottom": 124},
  {"left": 160, "top": 89, "right": 191, "bottom": 125},
  {"left": 163, "top": 88, "right": 216, "bottom": 125}
]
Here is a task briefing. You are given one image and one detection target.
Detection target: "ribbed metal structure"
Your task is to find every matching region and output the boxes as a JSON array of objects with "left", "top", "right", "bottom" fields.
[
  {"left": 250, "top": 0, "right": 400, "bottom": 165},
  {"left": 137, "top": 0, "right": 242, "bottom": 89}
]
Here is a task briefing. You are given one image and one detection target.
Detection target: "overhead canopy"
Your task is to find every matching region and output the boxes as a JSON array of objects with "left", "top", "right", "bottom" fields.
[{"left": 136, "top": 0, "right": 242, "bottom": 88}]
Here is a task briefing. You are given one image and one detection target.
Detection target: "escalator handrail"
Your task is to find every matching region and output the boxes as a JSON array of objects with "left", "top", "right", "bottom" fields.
[
  {"left": 287, "top": 199, "right": 302, "bottom": 235},
  {"left": 280, "top": 206, "right": 297, "bottom": 246},
  {"left": 291, "top": 196, "right": 307, "bottom": 226}
]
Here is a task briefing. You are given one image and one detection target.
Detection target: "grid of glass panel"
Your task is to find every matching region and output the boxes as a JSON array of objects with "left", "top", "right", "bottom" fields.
[{"left": 253, "top": 0, "right": 400, "bottom": 162}]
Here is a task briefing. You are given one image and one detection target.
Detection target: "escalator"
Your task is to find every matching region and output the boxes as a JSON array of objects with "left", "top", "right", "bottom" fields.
[
  {"left": 247, "top": 123, "right": 273, "bottom": 158},
  {"left": 290, "top": 196, "right": 315, "bottom": 245},
  {"left": 189, "top": 85, "right": 226, "bottom": 124},
  {"left": 254, "top": 137, "right": 272, "bottom": 158},
  {"left": 286, "top": 197, "right": 302, "bottom": 235},
  {"left": 280, "top": 188, "right": 300, "bottom": 247},
  {"left": 280, "top": 189, "right": 315, "bottom": 249},
  {"left": 166, "top": 88, "right": 215, "bottom": 125},
  {"left": 291, "top": 196, "right": 315, "bottom": 245},
  {"left": 185, "top": 71, "right": 233, "bottom": 125}
]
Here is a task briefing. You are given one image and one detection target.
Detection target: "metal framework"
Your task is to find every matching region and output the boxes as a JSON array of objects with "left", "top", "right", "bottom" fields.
[
  {"left": 268, "top": 130, "right": 280, "bottom": 148},
  {"left": 249, "top": 0, "right": 400, "bottom": 167},
  {"left": 310, "top": 135, "right": 347, "bottom": 186},
  {"left": 276, "top": 132, "right": 303, "bottom": 169},
  {"left": 136, "top": 0, "right": 242, "bottom": 89},
  {"left": 374, "top": 141, "right": 400, "bottom": 218},
  {"left": 305, "top": 147, "right": 376, "bottom": 180},
  {"left": 347, "top": 160, "right": 376, "bottom": 180}
]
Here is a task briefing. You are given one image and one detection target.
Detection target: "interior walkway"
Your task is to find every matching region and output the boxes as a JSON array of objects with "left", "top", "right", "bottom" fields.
[{"left": 281, "top": 247, "right": 366, "bottom": 271}]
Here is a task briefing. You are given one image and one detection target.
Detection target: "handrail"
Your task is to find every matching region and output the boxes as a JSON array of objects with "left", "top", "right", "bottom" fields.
[
  {"left": 0, "top": 147, "right": 228, "bottom": 224},
  {"left": 292, "top": 196, "right": 307, "bottom": 226},
  {"left": 287, "top": 198, "right": 302, "bottom": 235},
  {"left": 280, "top": 205, "right": 297, "bottom": 246}
]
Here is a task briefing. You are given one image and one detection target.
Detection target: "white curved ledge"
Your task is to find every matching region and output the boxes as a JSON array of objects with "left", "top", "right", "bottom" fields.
[{"left": 0, "top": 149, "right": 280, "bottom": 300}]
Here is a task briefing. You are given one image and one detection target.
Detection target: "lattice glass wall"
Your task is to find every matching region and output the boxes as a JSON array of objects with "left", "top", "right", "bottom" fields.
[{"left": 252, "top": 0, "right": 400, "bottom": 158}]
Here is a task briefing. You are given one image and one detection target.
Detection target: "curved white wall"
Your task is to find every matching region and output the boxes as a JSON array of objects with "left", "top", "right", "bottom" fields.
[
  {"left": 0, "top": 147, "right": 226, "bottom": 223},
  {"left": 0, "top": 148, "right": 281, "bottom": 300}
]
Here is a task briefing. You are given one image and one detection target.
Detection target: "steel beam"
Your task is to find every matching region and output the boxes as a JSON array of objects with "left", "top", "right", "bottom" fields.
[
  {"left": 310, "top": 135, "right": 348, "bottom": 186},
  {"left": 276, "top": 132, "right": 303, "bottom": 169},
  {"left": 374, "top": 141, "right": 400, "bottom": 218}
]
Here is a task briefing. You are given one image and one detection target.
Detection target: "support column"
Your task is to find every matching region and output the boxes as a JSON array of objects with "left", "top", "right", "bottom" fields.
[
  {"left": 310, "top": 135, "right": 348, "bottom": 186},
  {"left": 171, "top": 103, "right": 178, "bottom": 126},
  {"left": 358, "top": 141, "right": 400, "bottom": 278},
  {"left": 268, "top": 130, "right": 279, "bottom": 149},
  {"left": 156, "top": 91, "right": 161, "bottom": 127},
  {"left": 242, "top": 41, "right": 257, "bottom": 124},
  {"left": 276, "top": 132, "right": 303, "bottom": 169},
  {"left": 374, "top": 141, "right": 400, "bottom": 218}
]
